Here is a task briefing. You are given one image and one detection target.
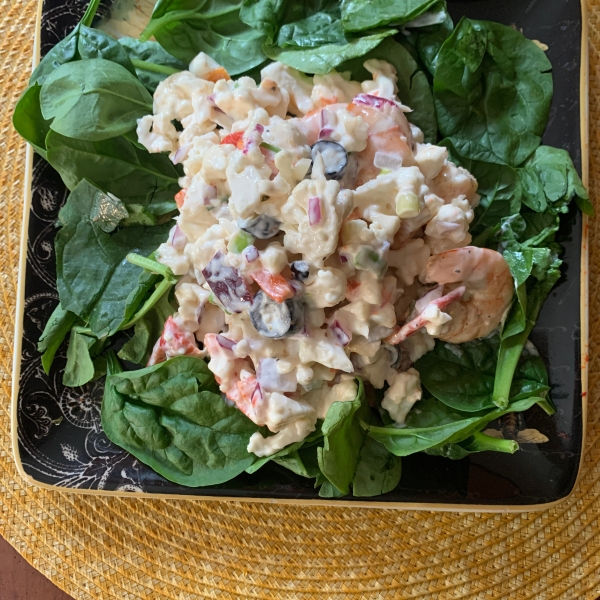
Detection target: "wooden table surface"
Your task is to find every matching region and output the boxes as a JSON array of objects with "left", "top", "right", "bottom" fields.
[{"left": 0, "top": 536, "right": 71, "bottom": 600}]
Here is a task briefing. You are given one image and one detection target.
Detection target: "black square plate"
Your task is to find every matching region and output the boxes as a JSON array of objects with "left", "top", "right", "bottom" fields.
[{"left": 12, "top": 0, "right": 589, "bottom": 509}]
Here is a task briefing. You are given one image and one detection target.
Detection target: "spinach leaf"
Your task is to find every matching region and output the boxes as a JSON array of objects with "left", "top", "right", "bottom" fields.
[
  {"left": 341, "top": 38, "right": 437, "bottom": 142},
  {"left": 352, "top": 435, "right": 401, "bottom": 497},
  {"left": 239, "top": 0, "right": 286, "bottom": 42},
  {"left": 263, "top": 30, "right": 394, "bottom": 75},
  {"left": 141, "top": 0, "right": 266, "bottom": 75},
  {"left": 317, "top": 378, "right": 369, "bottom": 494},
  {"left": 416, "top": 336, "right": 551, "bottom": 413},
  {"left": 63, "top": 327, "right": 96, "bottom": 387},
  {"left": 76, "top": 25, "right": 136, "bottom": 75},
  {"left": 274, "top": 443, "right": 322, "bottom": 478},
  {"left": 425, "top": 430, "right": 518, "bottom": 459},
  {"left": 367, "top": 396, "right": 540, "bottom": 457},
  {"left": 119, "top": 37, "right": 186, "bottom": 94},
  {"left": 341, "top": 0, "right": 439, "bottom": 33},
  {"left": 433, "top": 18, "right": 552, "bottom": 167},
  {"left": 55, "top": 180, "right": 171, "bottom": 338},
  {"left": 38, "top": 303, "right": 78, "bottom": 373},
  {"left": 315, "top": 472, "right": 346, "bottom": 497},
  {"left": 45, "top": 130, "right": 181, "bottom": 201},
  {"left": 415, "top": 9, "right": 453, "bottom": 76},
  {"left": 102, "top": 354, "right": 259, "bottom": 486},
  {"left": 12, "top": 84, "right": 51, "bottom": 158},
  {"left": 118, "top": 290, "right": 175, "bottom": 365},
  {"left": 29, "top": 0, "right": 101, "bottom": 84},
  {"left": 519, "top": 146, "right": 594, "bottom": 216},
  {"left": 40, "top": 59, "right": 153, "bottom": 142},
  {"left": 277, "top": 1, "right": 346, "bottom": 49}
]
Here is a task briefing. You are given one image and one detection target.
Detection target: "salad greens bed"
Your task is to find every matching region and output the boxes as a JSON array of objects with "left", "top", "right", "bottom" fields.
[{"left": 14, "top": 0, "right": 593, "bottom": 498}]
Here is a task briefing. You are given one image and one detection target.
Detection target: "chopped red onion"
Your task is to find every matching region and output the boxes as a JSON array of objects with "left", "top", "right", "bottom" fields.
[
  {"left": 339, "top": 252, "right": 350, "bottom": 264},
  {"left": 169, "top": 224, "right": 188, "bottom": 251},
  {"left": 202, "top": 251, "right": 253, "bottom": 313},
  {"left": 254, "top": 124, "right": 264, "bottom": 134},
  {"left": 203, "top": 185, "right": 218, "bottom": 206},
  {"left": 308, "top": 196, "right": 322, "bottom": 226},
  {"left": 318, "top": 127, "right": 334, "bottom": 139},
  {"left": 320, "top": 108, "right": 329, "bottom": 129},
  {"left": 257, "top": 358, "right": 297, "bottom": 392},
  {"left": 330, "top": 320, "right": 350, "bottom": 346},
  {"left": 353, "top": 93, "right": 398, "bottom": 110},
  {"left": 243, "top": 245, "right": 259, "bottom": 262},
  {"left": 289, "top": 280, "right": 304, "bottom": 295},
  {"left": 172, "top": 143, "right": 192, "bottom": 165},
  {"left": 373, "top": 151, "right": 403, "bottom": 171},
  {"left": 215, "top": 334, "right": 236, "bottom": 350}
]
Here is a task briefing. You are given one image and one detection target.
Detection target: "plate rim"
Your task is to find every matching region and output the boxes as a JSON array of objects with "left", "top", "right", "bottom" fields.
[{"left": 10, "top": 0, "right": 591, "bottom": 512}]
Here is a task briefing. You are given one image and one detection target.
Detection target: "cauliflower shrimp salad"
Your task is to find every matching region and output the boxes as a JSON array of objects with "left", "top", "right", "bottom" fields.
[{"left": 137, "top": 53, "right": 514, "bottom": 458}]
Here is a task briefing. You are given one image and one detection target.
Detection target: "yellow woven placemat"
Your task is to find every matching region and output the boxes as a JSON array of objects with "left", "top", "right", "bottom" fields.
[{"left": 1, "top": 1, "right": 600, "bottom": 599}]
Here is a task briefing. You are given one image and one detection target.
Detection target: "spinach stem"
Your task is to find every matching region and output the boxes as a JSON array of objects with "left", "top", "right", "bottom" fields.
[
  {"left": 122, "top": 278, "right": 173, "bottom": 329},
  {"left": 468, "top": 431, "right": 518, "bottom": 454},
  {"left": 127, "top": 253, "right": 174, "bottom": 279},
  {"left": 81, "top": 0, "right": 102, "bottom": 28},
  {"left": 131, "top": 59, "right": 181, "bottom": 76}
]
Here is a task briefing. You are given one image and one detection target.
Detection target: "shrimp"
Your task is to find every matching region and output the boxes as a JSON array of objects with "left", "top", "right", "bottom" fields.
[
  {"left": 388, "top": 247, "right": 514, "bottom": 345},
  {"left": 296, "top": 103, "right": 349, "bottom": 146},
  {"left": 348, "top": 97, "right": 415, "bottom": 187}
]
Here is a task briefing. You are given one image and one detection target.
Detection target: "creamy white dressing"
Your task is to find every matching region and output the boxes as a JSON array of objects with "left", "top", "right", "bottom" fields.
[{"left": 137, "top": 53, "right": 481, "bottom": 457}]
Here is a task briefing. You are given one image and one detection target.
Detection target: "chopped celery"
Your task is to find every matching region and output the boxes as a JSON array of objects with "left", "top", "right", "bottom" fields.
[
  {"left": 395, "top": 191, "right": 420, "bottom": 218},
  {"left": 227, "top": 230, "right": 255, "bottom": 253}
]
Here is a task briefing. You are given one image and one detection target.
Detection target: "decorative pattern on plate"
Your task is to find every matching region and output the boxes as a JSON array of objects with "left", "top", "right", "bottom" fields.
[{"left": 16, "top": 0, "right": 585, "bottom": 505}]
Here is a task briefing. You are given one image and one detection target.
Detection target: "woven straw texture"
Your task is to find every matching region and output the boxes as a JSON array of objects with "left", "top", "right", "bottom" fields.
[{"left": 1, "top": 1, "right": 600, "bottom": 598}]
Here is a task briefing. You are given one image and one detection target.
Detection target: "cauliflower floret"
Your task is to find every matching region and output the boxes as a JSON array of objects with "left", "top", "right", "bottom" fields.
[
  {"left": 247, "top": 416, "right": 316, "bottom": 457},
  {"left": 136, "top": 114, "right": 178, "bottom": 154},
  {"left": 312, "top": 71, "right": 362, "bottom": 108},
  {"left": 156, "top": 241, "right": 190, "bottom": 276},
  {"left": 388, "top": 238, "right": 431, "bottom": 287},
  {"left": 173, "top": 282, "right": 210, "bottom": 332},
  {"left": 304, "top": 377, "right": 358, "bottom": 419},
  {"left": 254, "top": 391, "right": 316, "bottom": 432},
  {"left": 401, "top": 329, "right": 435, "bottom": 362},
  {"left": 259, "top": 243, "right": 288, "bottom": 274},
  {"left": 226, "top": 149, "right": 272, "bottom": 219},
  {"left": 430, "top": 161, "right": 479, "bottom": 207},
  {"left": 185, "top": 229, "right": 229, "bottom": 282},
  {"left": 356, "top": 346, "right": 397, "bottom": 389},
  {"left": 196, "top": 302, "right": 226, "bottom": 340},
  {"left": 261, "top": 62, "right": 315, "bottom": 116},
  {"left": 425, "top": 196, "right": 474, "bottom": 244},
  {"left": 273, "top": 151, "right": 313, "bottom": 189},
  {"left": 340, "top": 218, "right": 378, "bottom": 246},
  {"left": 189, "top": 52, "right": 222, "bottom": 79},
  {"left": 381, "top": 369, "right": 423, "bottom": 425},
  {"left": 299, "top": 329, "right": 353, "bottom": 373},
  {"left": 322, "top": 108, "right": 369, "bottom": 153},
  {"left": 346, "top": 270, "right": 383, "bottom": 305},
  {"left": 153, "top": 71, "right": 214, "bottom": 122},
  {"left": 414, "top": 143, "right": 448, "bottom": 180},
  {"left": 305, "top": 268, "right": 346, "bottom": 308},
  {"left": 177, "top": 178, "right": 220, "bottom": 243},
  {"left": 281, "top": 156, "right": 351, "bottom": 266},
  {"left": 361, "top": 59, "right": 398, "bottom": 99},
  {"left": 353, "top": 168, "right": 428, "bottom": 241}
]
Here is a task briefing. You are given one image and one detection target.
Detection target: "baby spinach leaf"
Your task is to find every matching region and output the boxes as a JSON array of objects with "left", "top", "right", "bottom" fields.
[
  {"left": 240, "top": 0, "right": 286, "bottom": 42},
  {"left": 277, "top": 3, "right": 346, "bottom": 49},
  {"left": 12, "top": 84, "right": 51, "bottom": 158},
  {"left": 141, "top": 0, "right": 266, "bottom": 75},
  {"left": 76, "top": 25, "right": 136, "bottom": 75},
  {"left": 316, "top": 472, "right": 346, "bottom": 497},
  {"left": 367, "top": 396, "right": 540, "bottom": 457},
  {"left": 352, "top": 435, "right": 401, "bottom": 497},
  {"left": 118, "top": 290, "right": 175, "bottom": 365},
  {"left": 263, "top": 30, "right": 394, "bottom": 75},
  {"left": 63, "top": 327, "right": 96, "bottom": 387},
  {"left": 119, "top": 37, "right": 186, "bottom": 94},
  {"left": 45, "top": 130, "right": 181, "bottom": 201},
  {"left": 40, "top": 59, "right": 153, "bottom": 142},
  {"left": 341, "top": 0, "right": 439, "bottom": 33},
  {"left": 416, "top": 334, "right": 551, "bottom": 414},
  {"left": 55, "top": 180, "right": 171, "bottom": 338},
  {"left": 520, "top": 146, "right": 594, "bottom": 216},
  {"left": 38, "top": 303, "right": 78, "bottom": 374},
  {"left": 415, "top": 9, "right": 453, "bottom": 76},
  {"left": 433, "top": 18, "right": 552, "bottom": 167},
  {"left": 317, "top": 378, "right": 369, "bottom": 494},
  {"left": 341, "top": 38, "right": 437, "bottom": 142},
  {"left": 102, "top": 354, "right": 259, "bottom": 486},
  {"left": 274, "top": 443, "right": 322, "bottom": 478}
]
